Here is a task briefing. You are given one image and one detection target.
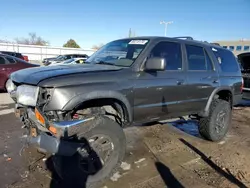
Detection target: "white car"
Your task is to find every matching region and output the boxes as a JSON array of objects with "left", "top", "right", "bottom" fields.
[{"left": 48, "top": 57, "right": 87, "bottom": 66}]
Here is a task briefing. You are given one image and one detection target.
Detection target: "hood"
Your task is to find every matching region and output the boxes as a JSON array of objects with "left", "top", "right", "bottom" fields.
[{"left": 10, "top": 64, "right": 123, "bottom": 85}]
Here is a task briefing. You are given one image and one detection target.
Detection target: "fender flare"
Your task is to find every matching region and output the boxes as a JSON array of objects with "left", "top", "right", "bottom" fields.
[
  {"left": 200, "top": 86, "right": 233, "bottom": 117},
  {"left": 62, "top": 90, "right": 133, "bottom": 122}
]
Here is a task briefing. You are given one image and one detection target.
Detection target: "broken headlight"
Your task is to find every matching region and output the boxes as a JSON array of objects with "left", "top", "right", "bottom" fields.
[{"left": 16, "top": 85, "right": 39, "bottom": 106}]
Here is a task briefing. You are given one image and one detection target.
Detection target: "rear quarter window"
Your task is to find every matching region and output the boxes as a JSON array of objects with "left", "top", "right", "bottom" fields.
[{"left": 211, "top": 48, "right": 239, "bottom": 72}]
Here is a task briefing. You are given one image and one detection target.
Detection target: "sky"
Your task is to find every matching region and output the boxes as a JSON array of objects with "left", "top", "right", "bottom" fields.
[{"left": 0, "top": 0, "right": 249, "bottom": 49}]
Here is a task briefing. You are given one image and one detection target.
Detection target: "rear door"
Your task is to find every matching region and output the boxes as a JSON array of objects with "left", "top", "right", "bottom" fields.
[
  {"left": 212, "top": 48, "right": 242, "bottom": 96},
  {"left": 185, "top": 44, "right": 219, "bottom": 113}
]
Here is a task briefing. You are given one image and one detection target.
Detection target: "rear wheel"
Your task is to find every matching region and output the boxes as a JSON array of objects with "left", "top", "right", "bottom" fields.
[
  {"left": 53, "top": 116, "right": 126, "bottom": 187},
  {"left": 199, "top": 99, "right": 231, "bottom": 141}
]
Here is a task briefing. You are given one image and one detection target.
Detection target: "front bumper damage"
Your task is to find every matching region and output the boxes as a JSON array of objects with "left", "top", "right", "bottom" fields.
[{"left": 17, "top": 106, "right": 94, "bottom": 156}]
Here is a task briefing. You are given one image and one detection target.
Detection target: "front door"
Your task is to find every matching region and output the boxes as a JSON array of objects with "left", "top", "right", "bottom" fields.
[{"left": 133, "top": 41, "right": 189, "bottom": 123}]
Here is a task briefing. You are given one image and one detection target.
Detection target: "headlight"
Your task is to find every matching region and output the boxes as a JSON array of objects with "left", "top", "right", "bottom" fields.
[
  {"left": 16, "top": 85, "right": 39, "bottom": 106},
  {"left": 6, "top": 79, "right": 16, "bottom": 93}
]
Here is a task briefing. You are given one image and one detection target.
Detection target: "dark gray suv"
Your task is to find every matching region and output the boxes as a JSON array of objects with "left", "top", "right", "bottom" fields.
[{"left": 6, "top": 36, "right": 243, "bottom": 186}]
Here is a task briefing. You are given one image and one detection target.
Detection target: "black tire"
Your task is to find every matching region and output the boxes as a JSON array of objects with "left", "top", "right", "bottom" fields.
[
  {"left": 52, "top": 116, "right": 126, "bottom": 187},
  {"left": 198, "top": 99, "right": 231, "bottom": 141}
]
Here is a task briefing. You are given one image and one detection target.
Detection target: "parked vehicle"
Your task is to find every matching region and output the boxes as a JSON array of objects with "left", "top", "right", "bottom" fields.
[
  {"left": 43, "top": 54, "right": 89, "bottom": 66},
  {"left": 238, "top": 52, "right": 250, "bottom": 99},
  {"left": 0, "top": 54, "right": 39, "bottom": 90},
  {"left": 42, "top": 55, "right": 61, "bottom": 65},
  {"left": 48, "top": 57, "right": 86, "bottom": 66},
  {"left": 7, "top": 36, "right": 242, "bottom": 186},
  {"left": 0, "top": 51, "right": 29, "bottom": 61}
]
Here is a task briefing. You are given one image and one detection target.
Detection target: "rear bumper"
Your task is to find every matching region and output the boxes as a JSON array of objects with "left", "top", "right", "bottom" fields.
[
  {"left": 243, "top": 89, "right": 250, "bottom": 100},
  {"left": 233, "top": 94, "right": 243, "bottom": 105}
]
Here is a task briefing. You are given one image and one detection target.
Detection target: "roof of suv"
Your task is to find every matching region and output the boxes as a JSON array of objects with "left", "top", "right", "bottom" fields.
[{"left": 118, "top": 36, "right": 226, "bottom": 50}]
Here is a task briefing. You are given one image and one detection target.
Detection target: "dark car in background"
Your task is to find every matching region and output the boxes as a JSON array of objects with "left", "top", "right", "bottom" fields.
[
  {"left": 0, "top": 51, "right": 29, "bottom": 61},
  {"left": 42, "top": 55, "right": 61, "bottom": 65},
  {"left": 238, "top": 52, "right": 250, "bottom": 99},
  {"left": 43, "top": 54, "right": 89, "bottom": 66},
  {"left": 0, "top": 54, "right": 39, "bottom": 90}
]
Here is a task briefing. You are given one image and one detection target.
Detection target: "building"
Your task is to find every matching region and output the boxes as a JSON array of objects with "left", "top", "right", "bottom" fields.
[{"left": 213, "top": 39, "right": 250, "bottom": 56}]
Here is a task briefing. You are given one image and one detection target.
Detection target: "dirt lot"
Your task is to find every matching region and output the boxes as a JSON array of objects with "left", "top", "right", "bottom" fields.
[{"left": 1, "top": 93, "right": 250, "bottom": 188}]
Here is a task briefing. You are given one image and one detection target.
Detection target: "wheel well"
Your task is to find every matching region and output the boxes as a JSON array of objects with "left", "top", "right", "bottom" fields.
[
  {"left": 72, "top": 98, "right": 130, "bottom": 126},
  {"left": 215, "top": 90, "right": 232, "bottom": 108}
]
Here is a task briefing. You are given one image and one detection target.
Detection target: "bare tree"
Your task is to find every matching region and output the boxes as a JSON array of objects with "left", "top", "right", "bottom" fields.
[
  {"left": 15, "top": 32, "right": 49, "bottom": 46},
  {"left": 0, "top": 39, "right": 9, "bottom": 43},
  {"left": 92, "top": 43, "right": 104, "bottom": 50}
]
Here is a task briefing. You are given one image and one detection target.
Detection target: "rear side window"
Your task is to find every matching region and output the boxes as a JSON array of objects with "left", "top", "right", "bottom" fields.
[
  {"left": 0, "top": 57, "right": 6, "bottom": 64},
  {"left": 186, "top": 45, "right": 213, "bottom": 71},
  {"left": 6, "top": 57, "right": 16, "bottom": 64},
  {"left": 212, "top": 48, "right": 239, "bottom": 72},
  {"left": 15, "top": 53, "right": 23, "bottom": 59}
]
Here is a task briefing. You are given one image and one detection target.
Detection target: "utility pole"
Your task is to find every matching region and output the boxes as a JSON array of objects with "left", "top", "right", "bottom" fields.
[
  {"left": 128, "top": 28, "right": 132, "bottom": 38},
  {"left": 160, "top": 21, "right": 173, "bottom": 36}
]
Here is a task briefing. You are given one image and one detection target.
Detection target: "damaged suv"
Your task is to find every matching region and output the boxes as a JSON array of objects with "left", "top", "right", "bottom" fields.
[{"left": 6, "top": 36, "right": 243, "bottom": 185}]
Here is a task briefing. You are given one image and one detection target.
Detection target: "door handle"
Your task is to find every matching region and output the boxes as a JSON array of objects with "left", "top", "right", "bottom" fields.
[
  {"left": 1, "top": 68, "right": 6, "bottom": 71},
  {"left": 213, "top": 79, "right": 219, "bottom": 83}
]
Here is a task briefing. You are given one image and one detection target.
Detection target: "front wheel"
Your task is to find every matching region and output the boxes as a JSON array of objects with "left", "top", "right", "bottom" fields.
[
  {"left": 52, "top": 116, "right": 126, "bottom": 187},
  {"left": 199, "top": 99, "right": 232, "bottom": 141}
]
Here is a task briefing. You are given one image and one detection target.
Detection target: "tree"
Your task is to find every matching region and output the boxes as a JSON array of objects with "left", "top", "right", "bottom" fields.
[
  {"left": 15, "top": 32, "right": 49, "bottom": 46},
  {"left": 92, "top": 43, "right": 104, "bottom": 50},
  {"left": 63, "top": 39, "right": 80, "bottom": 48}
]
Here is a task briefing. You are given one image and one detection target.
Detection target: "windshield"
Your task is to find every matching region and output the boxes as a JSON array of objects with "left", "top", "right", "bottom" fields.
[
  {"left": 56, "top": 55, "right": 66, "bottom": 60},
  {"left": 55, "top": 55, "right": 63, "bottom": 59},
  {"left": 86, "top": 39, "right": 149, "bottom": 67},
  {"left": 63, "top": 58, "right": 75, "bottom": 64}
]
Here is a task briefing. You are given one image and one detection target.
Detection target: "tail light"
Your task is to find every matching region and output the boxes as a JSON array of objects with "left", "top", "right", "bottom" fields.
[
  {"left": 23, "top": 55, "right": 29, "bottom": 62},
  {"left": 241, "top": 78, "right": 244, "bottom": 93}
]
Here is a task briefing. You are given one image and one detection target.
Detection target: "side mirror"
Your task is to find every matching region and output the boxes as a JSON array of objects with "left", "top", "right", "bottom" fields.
[{"left": 145, "top": 57, "right": 166, "bottom": 71}]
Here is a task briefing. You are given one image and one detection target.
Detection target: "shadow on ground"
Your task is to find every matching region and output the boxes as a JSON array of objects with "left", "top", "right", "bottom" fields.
[
  {"left": 179, "top": 138, "right": 247, "bottom": 188},
  {"left": 45, "top": 137, "right": 103, "bottom": 188},
  {"left": 0, "top": 103, "right": 15, "bottom": 110},
  {"left": 0, "top": 90, "right": 6, "bottom": 93},
  {"left": 169, "top": 120, "right": 200, "bottom": 138},
  {"left": 155, "top": 161, "right": 184, "bottom": 188}
]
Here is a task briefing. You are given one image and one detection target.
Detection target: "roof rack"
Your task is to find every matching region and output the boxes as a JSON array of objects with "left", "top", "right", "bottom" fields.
[
  {"left": 173, "top": 36, "right": 194, "bottom": 40},
  {"left": 210, "top": 42, "right": 221, "bottom": 46},
  {"left": 173, "top": 37, "right": 221, "bottom": 46}
]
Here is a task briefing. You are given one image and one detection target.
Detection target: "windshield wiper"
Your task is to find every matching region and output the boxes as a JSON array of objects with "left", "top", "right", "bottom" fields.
[{"left": 95, "top": 61, "right": 115, "bottom": 66}]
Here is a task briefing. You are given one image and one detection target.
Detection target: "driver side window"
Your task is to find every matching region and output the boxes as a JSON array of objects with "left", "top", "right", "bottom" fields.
[{"left": 150, "top": 41, "right": 182, "bottom": 70}]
